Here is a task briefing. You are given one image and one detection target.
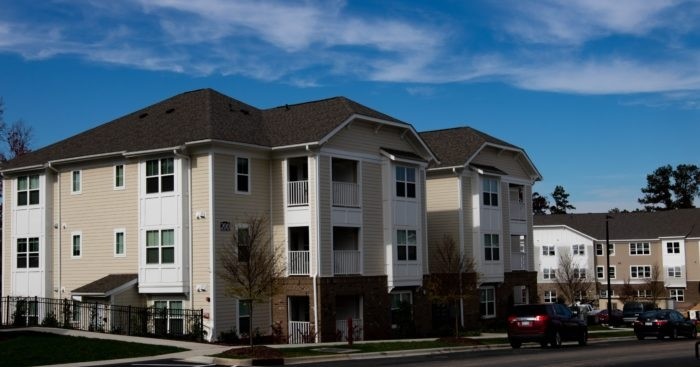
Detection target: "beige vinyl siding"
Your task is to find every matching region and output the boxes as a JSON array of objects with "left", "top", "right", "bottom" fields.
[
  {"left": 361, "top": 162, "right": 384, "bottom": 275},
  {"left": 317, "top": 155, "right": 332, "bottom": 276},
  {"left": 425, "top": 175, "right": 460, "bottom": 271},
  {"left": 212, "top": 153, "right": 271, "bottom": 334},
  {"left": 59, "top": 160, "right": 139, "bottom": 298},
  {"left": 113, "top": 285, "right": 145, "bottom": 306},
  {"left": 2, "top": 178, "right": 12, "bottom": 297},
  {"left": 686, "top": 240, "right": 700, "bottom": 280},
  {"left": 190, "top": 154, "right": 211, "bottom": 313},
  {"left": 270, "top": 159, "right": 286, "bottom": 274},
  {"left": 611, "top": 240, "right": 663, "bottom": 283},
  {"left": 325, "top": 121, "right": 418, "bottom": 156},
  {"left": 471, "top": 146, "right": 531, "bottom": 180},
  {"left": 251, "top": 300, "right": 271, "bottom": 333}
]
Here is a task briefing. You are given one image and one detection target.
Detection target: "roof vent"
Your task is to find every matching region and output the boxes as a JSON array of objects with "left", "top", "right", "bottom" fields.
[
  {"left": 165, "top": 108, "right": 175, "bottom": 114},
  {"left": 239, "top": 108, "right": 250, "bottom": 115},
  {"left": 139, "top": 113, "right": 148, "bottom": 119}
]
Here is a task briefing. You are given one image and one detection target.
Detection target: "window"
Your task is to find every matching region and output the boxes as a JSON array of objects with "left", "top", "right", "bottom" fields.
[
  {"left": 479, "top": 287, "right": 496, "bottom": 318},
  {"left": 608, "top": 266, "right": 616, "bottom": 279},
  {"left": 237, "top": 225, "right": 250, "bottom": 262},
  {"left": 114, "top": 165, "right": 124, "bottom": 189},
  {"left": 600, "top": 289, "right": 615, "bottom": 298},
  {"left": 72, "top": 233, "right": 82, "bottom": 258},
  {"left": 484, "top": 234, "right": 500, "bottom": 261},
  {"left": 542, "top": 245, "right": 555, "bottom": 256},
  {"left": 391, "top": 291, "right": 412, "bottom": 310},
  {"left": 154, "top": 300, "right": 183, "bottom": 335},
  {"left": 596, "top": 266, "right": 605, "bottom": 279},
  {"left": 631, "top": 265, "right": 651, "bottom": 279},
  {"left": 668, "top": 266, "right": 682, "bottom": 278},
  {"left": 670, "top": 289, "right": 684, "bottom": 302},
  {"left": 543, "top": 268, "right": 556, "bottom": 280},
  {"left": 391, "top": 291, "right": 413, "bottom": 327},
  {"left": 595, "top": 243, "right": 615, "bottom": 256},
  {"left": 71, "top": 170, "right": 81, "bottom": 193},
  {"left": 637, "top": 289, "right": 651, "bottom": 298},
  {"left": 630, "top": 242, "right": 650, "bottom": 255},
  {"left": 666, "top": 242, "right": 680, "bottom": 254},
  {"left": 482, "top": 177, "right": 499, "bottom": 206},
  {"left": 114, "top": 230, "right": 125, "bottom": 256},
  {"left": 16, "top": 238, "right": 39, "bottom": 268},
  {"left": 146, "top": 158, "right": 174, "bottom": 194},
  {"left": 395, "top": 166, "right": 416, "bottom": 198},
  {"left": 236, "top": 157, "right": 250, "bottom": 193},
  {"left": 397, "top": 229, "right": 417, "bottom": 261},
  {"left": 146, "top": 229, "right": 175, "bottom": 264},
  {"left": 238, "top": 300, "right": 251, "bottom": 335},
  {"left": 574, "top": 268, "right": 587, "bottom": 279},
  {"left": 17, "top": 175, "right": 40, "bottom": 206},
  {"left": 572, "top": 244, "right": 585, "bottom": 255},
  {"left": 544, "top": 290, "right": 557, "bottom": 303}
]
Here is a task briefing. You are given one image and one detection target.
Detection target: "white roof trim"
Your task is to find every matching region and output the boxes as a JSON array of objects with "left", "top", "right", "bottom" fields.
[{"left": 466, "top": 142, "right": 542, "bottom": 181}]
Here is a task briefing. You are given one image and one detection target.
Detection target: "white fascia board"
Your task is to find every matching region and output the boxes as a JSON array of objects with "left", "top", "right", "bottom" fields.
[
  {"left": 533, "top": 224, "right": 598, "bottom": 242},
  {"left": 379, "top": 149, "right": 428, "bottom": 168},
  {"left": 185, "top": 139, "right": 271, "bottom": 151},
  {"left": 123, "top": 146, "right": 184, "bottom": 158},
  {"left": 466, "top": 143, "right": 542, "bottom": 182}
]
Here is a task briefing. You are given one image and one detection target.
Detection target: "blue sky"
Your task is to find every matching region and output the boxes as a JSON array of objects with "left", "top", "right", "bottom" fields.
[{"left": 0, "top": 0, "right": 698, "bottom": 212}]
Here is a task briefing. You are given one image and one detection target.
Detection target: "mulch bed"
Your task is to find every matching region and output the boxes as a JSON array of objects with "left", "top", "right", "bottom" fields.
[{"left": 218, "top": 346, "right": 284, "bottom": 366}]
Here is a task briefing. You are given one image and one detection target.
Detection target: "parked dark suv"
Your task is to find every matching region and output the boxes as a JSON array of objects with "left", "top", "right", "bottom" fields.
[
  {"left": 507, "top": 304, "right": 588, "bottom": 348},
  {"left": 622, "top": 301, "right": 657, "bottom": 325}
]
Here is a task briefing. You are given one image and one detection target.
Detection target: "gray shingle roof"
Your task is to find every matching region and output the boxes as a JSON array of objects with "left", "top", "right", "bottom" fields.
[
  {"left": 4, "top": 89, "right": 410, "bottom": 170},
  {"left": 72, "top": 273, "right": 138, "bottom": 296},
  {"left": 534, "top": 209, "right": 700, "bottom": 240},
  {"left": 419, "top": 126, "right": 520, "bottom": 168}
]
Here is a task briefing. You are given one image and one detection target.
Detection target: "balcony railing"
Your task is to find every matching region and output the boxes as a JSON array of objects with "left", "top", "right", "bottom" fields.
[
  {"left": 288, "top": 251, "right": 310, "bottom": 276},
  {"left": 510, "top": 200, "right": 527, "bottom": 221},
  {"left": 335, "top": 318, "right": 362, "bottom": 341},
  {"left": 332, "top": 181, "right": 359, "bottom": 207},
  {"left": 289, "top": 321, "right": 312, "bottom": 344},
  {"left": 510, "top": 252, "right": 527, "bottom": 271},
  {"left": 288, "top": 181, "right": 308, "bottom": 206},
  {"left": 334, "top": 250, "right": 361, "bottom": 275}
]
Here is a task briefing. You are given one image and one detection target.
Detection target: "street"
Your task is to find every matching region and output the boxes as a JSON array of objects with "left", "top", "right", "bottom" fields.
[{"left": 299, "top": 339, "right": 700, "bottom": 367}]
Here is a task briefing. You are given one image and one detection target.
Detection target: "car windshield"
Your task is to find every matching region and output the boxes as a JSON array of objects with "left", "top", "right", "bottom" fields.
[{"left": 513, "top": 305, "right": 547, "bottom": 317}]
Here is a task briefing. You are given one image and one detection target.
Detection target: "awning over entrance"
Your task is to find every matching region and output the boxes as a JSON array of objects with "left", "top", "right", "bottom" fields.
[{"left": 72, "top": 274, "right": 138, "bottom": 297}]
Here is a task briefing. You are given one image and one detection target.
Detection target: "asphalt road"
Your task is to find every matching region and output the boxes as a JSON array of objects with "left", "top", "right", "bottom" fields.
[{"left": 299, "top": 338, "right": 700, "bottom": 367}]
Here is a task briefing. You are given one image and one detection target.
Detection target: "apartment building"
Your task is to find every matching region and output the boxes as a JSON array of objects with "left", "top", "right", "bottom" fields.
[
  {"left": 1, "top": 88, "right": 439, "bottom": 342},
  {"left": 420, "top": 127, "right": 542, "bottom": 324},
  {"left": 534, "top": 210, "right": 700, "bottom": 310}
]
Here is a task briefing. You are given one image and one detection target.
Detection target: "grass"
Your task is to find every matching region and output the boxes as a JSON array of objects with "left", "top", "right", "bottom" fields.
[{"left": 0, "top": 331, "right": 186, "bottom": 367}]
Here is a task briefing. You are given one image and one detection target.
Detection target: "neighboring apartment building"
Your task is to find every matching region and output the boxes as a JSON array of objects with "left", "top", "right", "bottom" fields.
[
  {"left": 534, "top": 210, "right": 700, "bottom": 310},
  {"left": 1, "top": 88, "right": 438, "bottom": 342},
  {"left": 420, "top": 127, "right": 542, "bottom": 324}
]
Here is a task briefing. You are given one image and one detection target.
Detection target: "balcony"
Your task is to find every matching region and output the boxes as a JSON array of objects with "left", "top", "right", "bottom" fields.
[
  {"left": 288, "top": 321, "right": 311, "bottom": 344},
  {"left": 333, "top": 250, "right": 361, "bottom": 275},
  {"left": 288, "top": 251, "right": 310, "bottom": 275},
  {"left": 510, "top": 252, "right": 527, "bottom": 271},
  {"left": 333, "top": 181, "right": 359, "bottom": 207},
  {"left": 288, "top": 181, "right": 308, "bottom": 206},
  {"left": 335, "top": 318, "right": 362, "bottom": 341},
  {"left": 509, "top": 199, "right": 527, "bottom": 221}
]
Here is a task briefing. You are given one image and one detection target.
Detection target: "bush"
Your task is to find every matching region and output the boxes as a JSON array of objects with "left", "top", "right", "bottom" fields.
[
  {"left": 41, "top": 312, "right": 59, "bottom": 327},
  {"left": 219, "top": 328, "right": 241, "bottom": 344}
]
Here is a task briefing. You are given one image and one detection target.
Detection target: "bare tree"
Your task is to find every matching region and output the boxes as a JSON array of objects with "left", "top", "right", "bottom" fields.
[
  {"left": 554, "top": 250, "right": 594, "bottom": 304},
  {"left": 645, "top": 263, "right": 666, "bottom": 306},
  {"left": 618, "top": 278, "right": 637, "bottom": 304},
  {"left": 218, "top": 215, "right": 285, "bottom": 347},
  {"left": 0, "top": 98, "right": 32, "bottom": 162},
  {"left": 425, "top": 235, "right": 479, "bottom": 338}
]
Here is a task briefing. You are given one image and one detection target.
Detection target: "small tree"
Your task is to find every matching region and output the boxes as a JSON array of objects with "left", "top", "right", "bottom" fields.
[
  {"left": 550, "top": 185, "right": 575, "bottom": 214},
  {"left": 219, "top": 215, "right": 285, "bottom": 347},
  {"left": 532, "top": 192, "right": 549, "bottom": 215},
  {"left": 645, "top": 263, "right": 666, "bottom": 306},
  {"left": 618, "top": 278, "right": 637, "bottom": 304},
  {"left": 554, "top": 249, "right": 592, "bottom": 304},
  {"left": 425, "top": 235, "right": 478, "bottom": 338}
]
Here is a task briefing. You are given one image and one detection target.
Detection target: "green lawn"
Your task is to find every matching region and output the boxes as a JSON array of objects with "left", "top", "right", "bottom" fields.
[{"left": 0, "top": 331, "right": 186, "bottom": 367}]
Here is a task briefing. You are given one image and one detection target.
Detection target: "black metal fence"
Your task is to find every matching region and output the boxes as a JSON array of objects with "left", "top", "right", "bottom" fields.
[{"left": 0, "top": 296, "right": 204, "bottom": 341}]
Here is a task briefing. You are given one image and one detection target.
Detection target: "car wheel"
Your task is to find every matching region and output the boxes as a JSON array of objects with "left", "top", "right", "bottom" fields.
[
  {"left": 510, "top": 340, "right": 522, "bottom": 349},
  {"left": 578, "top": 330, "right": 588, "bottom": 346},
  {"left": 671, "top": 327, "right": 678, "bottom": 340},
  {"left": 691, "top": 328, "right": 698, "bottom": 339},
  {"left": 551, "top": 330, "right": 562, "bottom": 348}
]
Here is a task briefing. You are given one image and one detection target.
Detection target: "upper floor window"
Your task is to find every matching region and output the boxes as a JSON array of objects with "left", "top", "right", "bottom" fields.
[
  {"left": 114, "top": 230, "right": 125, "bottom": 257},
  {"left": 71, "top": 170, "right": 82, "bottom": 193},
  {"left": 542, "top": 245, "right": 555, "bottom": 256},
  {"left": 573, "top": 268, "right": 587, "bottom": 279},
  {"left": 543, "top": 268, "right": 556, "bottom": 279},
  {"left": 397, "top": 229, "right": 417, "bottom": 261},
  {"left": 72, "top": 233, "right": 82, "bottom": 258},
  {"left": 667, "top": 266, "right": 682, "bottom": 278},
  {"left": 484, "top": 233, "right": 500, "bottom": 261},
  {"left": 596, "top": 266, "right": 605, "bottom": 279},
  {"left": 237, "top": 225, "right": 250, "bottom": 262},
  {"left": 595, "top": 243, "right": 614, "bottom": 256},
  {"left": 16, "top": 238, "right": 39, "bottom": 269},
  {"left": 146, "top": 229, "right": 175, "bottom": 264},
  {"left": 572, "top": 244, "right": 585, "bottom": 256},
  {"left": 629, "top": 242, "right": 650, "bottom": 255},
  {"left": 146, "top": 158, "right": 174, "bottom": 194},
  {"left": 482, "top": 177, "right": 498, "bottom": 207},
  {"left": 236, "top": 157, "right": 250, "bottom": 193},
  {"left": 395, "top": 166, "right": 416, "bottom": 198},
  {"left": 630, "top": 265, "right": 651, "bottom": 279},
  {"left": 17, "top": 175, "right": 39, "bottom": 206},
  {"left": 666, "top": 242, "right": 680, "bottom": 254},
  {"left": 114, "top": 165, "right": 124, "bottom": 189}
]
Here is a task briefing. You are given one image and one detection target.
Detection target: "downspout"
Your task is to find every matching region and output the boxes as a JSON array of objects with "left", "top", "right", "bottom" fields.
[
  {"left": 208, "top": 153, "right": 216, "bottom": 341},
  {"left": 47, "top": 163, "right": 61, "bottom": 299},
  {"left": 173, "top": 149, "right": 193, "bottom": 310},
  {"left": 269, "top": 157, "right": 274, "bottom": 331},
  {"left": 310, "top": 145, "right": 320, "bottom": 343},
  {"left": 454, "top": 167, "right": 465, "bottom": 328}
]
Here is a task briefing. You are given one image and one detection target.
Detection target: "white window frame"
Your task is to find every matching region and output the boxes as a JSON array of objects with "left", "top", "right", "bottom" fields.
[
  {"left": 482, "top": 177, "right": 499, "bottom": 207},
  {"left": 666, "top": 242, "right": 680, "bottom": 254},
  {"left": 396, "top": 229, "right": 418, "bottom": 261},
  {"left": 114, "top": 164, "right": 125, "bottom": 190},
  {"left": 637, "top": 289, "right": 651, "bottom": 298},
  {"left": 71, "top": 232, "right": 82, "bottom": 259},
  {"left": 16, "top": 237, "right": 40, "bottom": 269},
  {"left": 235, "top": 157, "right": 250, "bottom": 194},
  {"left": 608, "top": 266, "right": 616, "bottom": 279},
  {"left": 484, "top": 233, "right": 500, "bottom": 262},
  {"left": 572, "top": 244, "right": 585, "bottom": 256},
  {"left": 600, "top": 289, "right": 615, "bottom": 298},
  {"left": 479, "top": 287, "right": 496, "bottom": 319},
  {"left": 114, "top": 229, "right": 126, "bottom": 257},
  {"left": 236, "top": 224, "right": 250, "bottom": 262},
  {"left": 543, "top": 268, "right": 556, "bottom": 280},
  {"left": 16, "top": 175, "right": 40, "bottom": 206},
  {"left": 670, "top": 289, "right": 684, "bottom": 302},
  {"left": 574, "top": 268, "right": 587, "bottom": 279},
  {"left": 153, "top": 300, "right": 184, "bottom": 334},
  {"left": 544, "top": 290, "right": 557, "bottom": 303},
  {"left": 238, "top": 299, "right": 251, "bottom": 336},
  {"left": 596, "top": 266, "right": 605, "bottom": 279},
  {"left": 145, "top": 229, "right": 175, "bottom": 265},
  {"left": 630, "top": 265, "right": 652, "bottom": 279},
  {"left": 629, "top": 242, "right": 650, "bottom": 256},
  {"left": 145, "top": 158, "right": 175, "bottom": 194},
  {"left": 71, "top": 170, "right": 82, "bottom": 194},
  {"left": 542, "top": 245, "right": 555, "bottom": 256},
  {"left": 395, "top": 166, "right": 416, "bottom": 199},
  {"left": 391, "top": 291, "right": 413, "bottom": 310},
  {"left": 667, "top": 266, "right": 682, "bottom": 278}
]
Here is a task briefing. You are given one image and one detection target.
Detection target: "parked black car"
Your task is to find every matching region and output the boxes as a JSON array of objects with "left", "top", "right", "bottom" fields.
[
  {"left": 507, "top": 304, "right": 588, "bottom": 348},
  {"left": 634, "top": 309, "right": 697, "bottom": 340},
  {"left": 623, "top": 301, "right": 657, "bottom": 325}
]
